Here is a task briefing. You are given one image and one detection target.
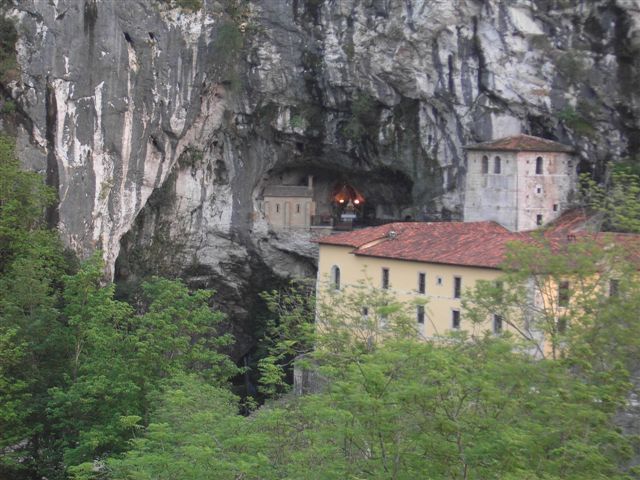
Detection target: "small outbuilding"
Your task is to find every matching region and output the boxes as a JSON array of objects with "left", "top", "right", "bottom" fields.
[{"left": 262, "top": 177, "right": 316, "bottom": 229}]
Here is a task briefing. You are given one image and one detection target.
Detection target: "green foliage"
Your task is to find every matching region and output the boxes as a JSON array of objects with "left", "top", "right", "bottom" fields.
[
  {"left": 556, "top": 50, "right": 586, "bottom": 84},
  {"left": 465, "top": 235, "right": 638, "bottom": 364},
  {"left": 558, "top": 106, "right": 596, "bottom": 135},
  {"left": 0, "top": 135, "right": 71, "bottom": 478},
  {"left": 0, "top": 135, "right": 58, "bottom": 272},
  {"left": 103, "top": 375, "right": 261, "bottom": 480},
  {"left": 258, "top": 281, "right": 316, "bottom": 396},
  {"left": 0, "top": 143, "right": 236, "bottom": 477},
  {"left": 342, "top": 92, "right": 378, "bottom": 141},
  {"left": 102, "top": 337, "right": 635, "bottom": 479},
  {"left": 48, "top": 263, "right": 238, "bottom": 467},
  {"left": 580, "top": 171, "right": 640, "bottom": 233},
  {"left": 289, "top": 114, "right": 306, "bottom": 131},
  {"left": 174, "top": 0, "right": 202, "bottom": 11},
  {"left": 0, "top": 15, "right": 18, "bottom": 84},
  {"left": 156, "top": 0, "right": 202, "bottom": 11},
  {"left": 3, "top": 126, "right": 640, "bottom": 479},
  {"left": 316, "top": 278, "right": 422, "bottom": 362},
  {"left": 212, "top": 21, "right": 244, "bottom": 91},
  {"left": 1, "top": 99, "right": 15, "bottom": 114}
]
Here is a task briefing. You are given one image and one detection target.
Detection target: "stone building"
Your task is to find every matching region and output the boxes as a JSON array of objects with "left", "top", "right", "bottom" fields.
[
  {"left": 316, "top": 212, "right": 639, "bottom": 355},
  {"left": 262, "top": 177, "right": 316, "bottom": 229},
  {"left": 463, "top": 135, "right": 577, "bottom": 232}
]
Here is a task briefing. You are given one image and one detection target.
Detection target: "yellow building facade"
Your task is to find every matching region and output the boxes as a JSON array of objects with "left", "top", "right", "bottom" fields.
[
  {"left": 316, "top": 213, "right": 640, "bottom": 356},
  {"left": 317, "top": 221, "right": 522, "bottom": 338},
  {"left": 318, "top": 244, "right": 505, "bottom": 337}
]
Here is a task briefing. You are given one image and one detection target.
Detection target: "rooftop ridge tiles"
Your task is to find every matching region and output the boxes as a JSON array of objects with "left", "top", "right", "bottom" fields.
[{"left": 464, "top": 134, "right": 574, "bottom": 153}]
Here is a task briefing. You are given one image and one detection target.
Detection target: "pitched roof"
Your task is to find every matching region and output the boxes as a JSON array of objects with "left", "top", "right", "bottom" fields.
[
  {"left": 464, "top": 134, "right": 575, "bottom": 153},
  {"left": 318, "top": 221, "right": 528, "bottom": 269},
  {"left": 263, "top": 185, "right": 313, "bottom": 198},
  {"left": 540, "top": 210, "right": 640, "bottom": 267},
  {"left": 318, "top": 212, "right": 640, "bottom": 269}
]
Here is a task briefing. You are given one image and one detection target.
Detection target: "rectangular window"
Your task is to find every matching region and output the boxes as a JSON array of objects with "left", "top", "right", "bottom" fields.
[
  {"left": 558, "top": 281, "right": 570, "bottom": 307},
  {"left": 609, "top": 279, "right": 620, "bottom": 297},
  {"left": 452, "top": 310, "right": 461, "bottom": 329},
  {"left": 553, "top": 204, "right": 558, "bottom": 212},
  {"left": 362, "top": 306, "right": 369, "bottom": 319},
  {"left": 417, "top": 305, "right": 425, "bottom": 324},
  {"left": 536, "top": 214, "right": 543, "bottom": 226},
  {"left": 418, "top": 272, "right": 426, "bottom": 294},
  {"left": 453, "top": 276, "right": 462, "bottom": 299},
  {"left": 494, "top": 156, "right": 501, "bottom": 174},
  {"left": 535, "top": 156, "right": 543, "bottom": 175},
  {"left": 493, "top": 314, "right": 503, "bottom": 333},
  {"left": 382, "top": 268, "right": 389, "bottom": 290},
  {"left": 557, "top": 315, "right": 568, "bottom": 334},
  {"left": 481, "top": 156, "right": 489, "bottom": 174},
  {"left": 495, "top": 281, "right": 504, "bottom": 303},
  {"left": 296, "top": 204, "right": 300, "bottom": 213}
]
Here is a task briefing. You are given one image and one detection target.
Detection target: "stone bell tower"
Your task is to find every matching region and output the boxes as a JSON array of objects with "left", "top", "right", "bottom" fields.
[{"left": 463, "top": 134, "right": 577, "bottom": 232}]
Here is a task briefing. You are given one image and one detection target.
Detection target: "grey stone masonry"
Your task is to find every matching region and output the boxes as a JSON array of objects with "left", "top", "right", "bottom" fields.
[{"left": 463, "top": 136, "right": 577, "bottom": 232}]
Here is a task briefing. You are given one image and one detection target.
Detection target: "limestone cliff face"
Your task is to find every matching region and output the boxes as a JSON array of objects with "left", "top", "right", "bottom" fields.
[{"left": 5, "top": 0, "right": 640, "bottom": 345}]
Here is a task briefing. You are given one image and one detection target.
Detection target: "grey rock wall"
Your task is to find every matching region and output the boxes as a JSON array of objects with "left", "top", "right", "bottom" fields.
[{"left": 4, "top": 0, "right": 640, "bottom": 350}]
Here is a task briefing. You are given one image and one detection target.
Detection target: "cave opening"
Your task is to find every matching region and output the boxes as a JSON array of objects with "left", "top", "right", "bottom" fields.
[{"left": 258, "top": 164, "right": 414, "bottom": 230}]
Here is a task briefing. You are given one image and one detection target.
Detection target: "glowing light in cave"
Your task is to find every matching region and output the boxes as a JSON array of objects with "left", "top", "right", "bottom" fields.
[{"left": 332, "top": 183, "right": 365, "bottom": 206}]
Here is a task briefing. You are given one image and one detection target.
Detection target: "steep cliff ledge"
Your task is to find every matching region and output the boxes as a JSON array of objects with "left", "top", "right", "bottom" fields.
[{"left": 3, "top": 0, "right": 640, "bottom": 349}]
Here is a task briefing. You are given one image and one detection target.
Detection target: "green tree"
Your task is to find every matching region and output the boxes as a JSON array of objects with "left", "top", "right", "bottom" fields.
[
  {"left": 257, "top": 280, "right": 316, "bottom": 396},
  {"left": 0, "top": 135, "right": 72, "bottom": 478},
  {"left": 101, "top": 337, "right": 635, "bottom": 479},
  {"left": 342, "top": 92, "right": 378, "bottom": 141},
  {"left": 48, "top": 262, "right": 238, "bottom": 469},
  {"left": 580, "top": 170, "right": 640, "bottom": 233},
  {"left": 101, "top": 375, "right": 270, "bottom": 480}
]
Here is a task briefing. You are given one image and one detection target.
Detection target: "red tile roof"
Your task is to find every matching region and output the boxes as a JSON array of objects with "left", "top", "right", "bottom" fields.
[
  {"left": 540, "top": 210, "right": 640, "bottom": 267},
  {"left": 464, "top": 134, "right": 574, "bottom": 153},
  {"left": 317, "top": 211, "right": 640, "bottom": 269},
  {"left": 318, "top": 221, "right": 529, "bottom": 269}
]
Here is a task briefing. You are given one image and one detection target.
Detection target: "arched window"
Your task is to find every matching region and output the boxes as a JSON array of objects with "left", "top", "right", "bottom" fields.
[
  {"left": 481, "top": 155, "right": 489, "bottom": 174},
  {"left": 535, "top": 156, "right": 543, "bottom": 175},
  {"left": 331, "top": 265, "right": 341, "bottom": 290},
  {"left": 494, "top": 156, "right": 501, "bottom": 174}
]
